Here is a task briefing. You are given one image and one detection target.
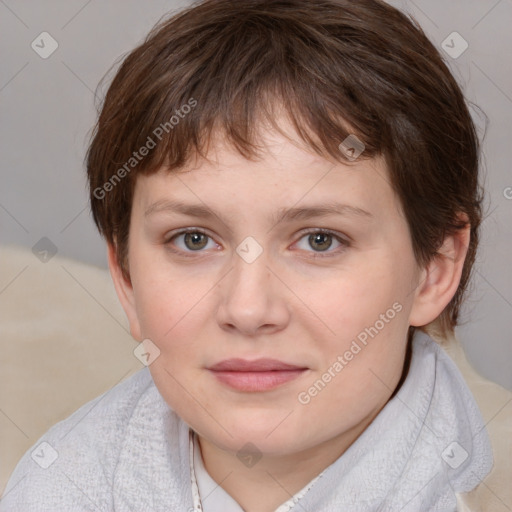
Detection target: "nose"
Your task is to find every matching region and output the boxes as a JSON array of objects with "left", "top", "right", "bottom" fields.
[{"left": 216, "top": 246, "right": 291, "bottom": 338}]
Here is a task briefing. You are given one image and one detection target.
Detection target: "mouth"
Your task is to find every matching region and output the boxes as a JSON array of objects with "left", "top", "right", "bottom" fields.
[{"left": 207, "top": 358, "right": 308, "bottom": 392}]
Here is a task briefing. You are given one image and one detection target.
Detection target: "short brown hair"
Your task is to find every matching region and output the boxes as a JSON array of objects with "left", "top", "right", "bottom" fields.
[{"left": 86, "top": 0, "right": 483, "bottom": 336}]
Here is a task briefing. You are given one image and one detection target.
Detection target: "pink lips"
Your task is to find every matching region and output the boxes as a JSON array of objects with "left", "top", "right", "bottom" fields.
[{"left": 208, "top": 358, "right": 308, "bottom": 392}]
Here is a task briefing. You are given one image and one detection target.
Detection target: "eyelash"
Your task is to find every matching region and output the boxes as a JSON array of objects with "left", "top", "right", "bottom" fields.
[{"left": 164, "top": 228, "right": 350, "bottom": 259}]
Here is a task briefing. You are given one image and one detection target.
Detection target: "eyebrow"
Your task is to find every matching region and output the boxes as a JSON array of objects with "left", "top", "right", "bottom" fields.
[{"left": 144, "top": 199, "right": 373, "bottom": 226}]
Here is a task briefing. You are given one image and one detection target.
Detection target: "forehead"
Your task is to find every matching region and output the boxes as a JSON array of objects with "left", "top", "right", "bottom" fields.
[{"left": 133, "top": 126, "right": 402, "bottom": 225}]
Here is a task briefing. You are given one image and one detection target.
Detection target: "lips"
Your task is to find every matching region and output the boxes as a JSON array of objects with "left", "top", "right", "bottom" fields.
[
  {"left": 208, "top": 358, "right": 306, "bottom": 372},
  {"left": 207, "top": 358, "right": 308, "bottom": 392}
]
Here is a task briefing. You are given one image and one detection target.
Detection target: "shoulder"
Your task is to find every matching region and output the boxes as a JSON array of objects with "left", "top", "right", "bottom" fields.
[
  {"left": 456, "top": 370, "right": 512, "bottom": 512},
  {"left": 427, "top": 327, "right": 512, "bottom": 512},
  {"left": 0, "top": 368, "right": 156, "bottom": 511}
]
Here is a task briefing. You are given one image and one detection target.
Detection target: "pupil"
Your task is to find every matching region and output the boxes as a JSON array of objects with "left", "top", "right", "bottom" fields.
[
  {"left": 310, "top": 233, "right": 331, "bottom": 251},
  {"left": 185, "top": 232, "right": 207, "bottom": 250}
]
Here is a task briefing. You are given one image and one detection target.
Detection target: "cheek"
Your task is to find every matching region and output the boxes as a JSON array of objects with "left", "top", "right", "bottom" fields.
[
  {"left": 136, "top": 285, "right": 208, "bottom": 351},
  {"left": 313, "top": 267, "right": 403, "bottom": 335},
  {"left": 308, "top": 266, "right": 411, "bottom": 389},
  {"left": 129, "top": 251, "right": 211, "bottom": 343}
]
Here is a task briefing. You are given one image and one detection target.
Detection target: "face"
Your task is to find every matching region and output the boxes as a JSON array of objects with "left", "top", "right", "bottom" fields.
[{"left": 115, "top": 125, "right": 429, "bottom": 458}]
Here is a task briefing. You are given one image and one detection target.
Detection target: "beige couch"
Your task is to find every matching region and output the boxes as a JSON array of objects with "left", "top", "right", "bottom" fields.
[{"left": 0, "top": 245, "right": 510, "bottom": 510}]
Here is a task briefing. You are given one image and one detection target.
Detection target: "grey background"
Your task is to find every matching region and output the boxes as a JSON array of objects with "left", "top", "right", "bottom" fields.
[{"left": 1, "top": 0, "right": 511, "bottom": 389}]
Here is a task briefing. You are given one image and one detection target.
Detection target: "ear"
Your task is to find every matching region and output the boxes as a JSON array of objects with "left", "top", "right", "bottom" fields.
[
  {"left": 409, "top": 217, "right": 470, "bottom": 327},
  {"left": 107, "top": 242, "right": 142, "bottom": 341}
]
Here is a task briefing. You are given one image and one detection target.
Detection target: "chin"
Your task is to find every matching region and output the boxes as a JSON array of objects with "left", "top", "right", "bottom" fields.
[{"left": 203, "top": 416, "right": 310, "bottom": 455}]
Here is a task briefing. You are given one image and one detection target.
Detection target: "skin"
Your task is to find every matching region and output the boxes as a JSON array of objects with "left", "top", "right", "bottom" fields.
[{"left": 109, "top": 120, "right": 469, "bottom": 512}]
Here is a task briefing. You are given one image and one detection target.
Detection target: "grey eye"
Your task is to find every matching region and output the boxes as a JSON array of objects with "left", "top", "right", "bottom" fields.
[
  {"left": 295, "top": 231, "right": 344, "bottom": 254},
  {"left": 183, "top": 232, "right": 209, "bottom": 251},
  {"left": 307, "top": 232, "right": 333, "bottom": 252}
]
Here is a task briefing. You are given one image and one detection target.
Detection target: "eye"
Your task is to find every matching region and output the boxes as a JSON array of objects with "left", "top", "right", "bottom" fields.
[
  {"left": 294, "top": 229, "right": 349, "bottom": 257},
  {"left": 164, "top": 228, "right": 350, "bottom": 258},
  {"left": 165, "top": 228, "right": 218, "bottom": 255}
]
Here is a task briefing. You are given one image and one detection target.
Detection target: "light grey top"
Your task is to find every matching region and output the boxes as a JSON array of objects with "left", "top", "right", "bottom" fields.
[{"left": 0, "top": 331, "right": 493, "bottom": 511}]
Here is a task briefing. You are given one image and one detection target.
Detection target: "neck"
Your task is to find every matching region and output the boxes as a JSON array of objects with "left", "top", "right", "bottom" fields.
[{"left": 196, "top": 405, "right": 383, "bottom": 512}]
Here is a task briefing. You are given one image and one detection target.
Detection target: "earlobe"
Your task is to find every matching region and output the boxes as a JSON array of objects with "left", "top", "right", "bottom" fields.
[
  {"left": 107, "top": 242, "right": 142, "bottom": 341},
  {"left": 409, "top": 219, "right": 470, "bottom": 327}
]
